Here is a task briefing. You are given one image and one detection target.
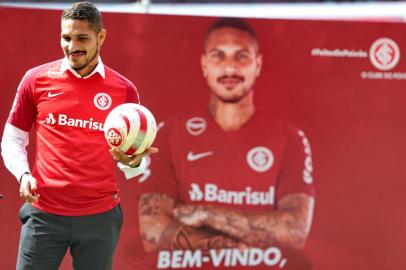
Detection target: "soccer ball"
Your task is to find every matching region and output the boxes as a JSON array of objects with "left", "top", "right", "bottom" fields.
[{"left": 103, "top": 103, "right": 157, "bottom": 155}]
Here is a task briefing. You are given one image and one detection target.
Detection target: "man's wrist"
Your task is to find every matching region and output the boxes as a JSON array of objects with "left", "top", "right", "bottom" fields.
[
  {"left": 129, "top": 160, "right": 141, "bottom": 168},
  {"left": 19, "top": 172, "right": 31, "bottom": 183}
]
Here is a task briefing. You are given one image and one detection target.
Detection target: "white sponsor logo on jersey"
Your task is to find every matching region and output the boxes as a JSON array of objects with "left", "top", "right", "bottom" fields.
[
  {"left": 186, "top": 117, "right": 206, "bottom": 136},
  {"left": 246, "top": 146, "right": 274, "bottom": 173},
  {"left": 298, "top": 130, "right": 313, "bottom": 184},
  {"left": 189, "top": 184, "right": 204, "bottom": 201},
  {"left": 93, "top": 93, "right": 112, "bottom": 110},
  {"left": 187, "top": 151, "right": 213, "bottom": 161},
  {"left": 189, "top": 183, "right": 274, "bottom": 206},
  {"left": 45, "top": 113, "right": 56, "bottom": 124},
  {"left": 43, "top": 113, "right": 104, "bottom": 131},
  {"left": 47, "top": 91, "right": 64, "bottom": 98},
  {"left": 369, "top": 38, "right": 400, "bottom": 71}
]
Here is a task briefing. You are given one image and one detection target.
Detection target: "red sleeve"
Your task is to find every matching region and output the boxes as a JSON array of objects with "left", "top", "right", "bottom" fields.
[
  {"left": 138, "top": 120, "right": 179, "bottom": 200},
  {"left": 125, "top": 80, "right": 140, "bottom": 104},
  {"left": 276, "top": 128, "right": 315, "bottom": 202},
  {"left": 7, "top": 70, "right": 36, "bottom": 132}
]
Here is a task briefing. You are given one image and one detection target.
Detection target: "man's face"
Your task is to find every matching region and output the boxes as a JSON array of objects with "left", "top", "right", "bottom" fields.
[
  {"left": 61, "top": 19, "right": 105, "bottom": 72},
  {"left": 201, "top": 27, "right": 262, "bottom": 103}
]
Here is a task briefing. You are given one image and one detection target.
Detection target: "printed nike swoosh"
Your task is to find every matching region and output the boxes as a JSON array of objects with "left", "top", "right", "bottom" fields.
[
  {"left": 187, "top": 151, "right": 213, "bottom": 161},
  {"left": 48, "top": 91, "right": 64, "bottom": 98}
]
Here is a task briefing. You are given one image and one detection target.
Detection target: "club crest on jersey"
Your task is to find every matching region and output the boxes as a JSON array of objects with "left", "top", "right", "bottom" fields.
[
  {"left": 186, "top": 117, "right": 206, "bottom": 136},
  {"left": 247, "top": 146, "right": 274, "bottom": 173},
  {"left": 94, "top": 93, "right": 112, "bottom": 110}
]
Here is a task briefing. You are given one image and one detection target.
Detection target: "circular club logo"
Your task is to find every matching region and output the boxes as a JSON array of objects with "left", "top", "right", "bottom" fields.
[
  {"left": 247, "top": 146, "right": 274, "bottom": 173},
  {"left": 369, "top": 38, "right": 400, "bottom": 71},
  {"left": 94, "top": 93, "right": 112, "bottom": 110},
  {"left": 106, "top": 128, "right": 123, "bottom": 147},
  {"left": 186, "top": 117, "right": 207, "bottom": 136}
]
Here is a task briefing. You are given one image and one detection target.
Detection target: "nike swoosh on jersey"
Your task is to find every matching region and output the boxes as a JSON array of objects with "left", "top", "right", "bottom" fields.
[
  {"left": 187, "top": 151, "right": 213, "bottom": 161},
  {"left": 47, "top": 91, "right": 64, "bottom": 98}
]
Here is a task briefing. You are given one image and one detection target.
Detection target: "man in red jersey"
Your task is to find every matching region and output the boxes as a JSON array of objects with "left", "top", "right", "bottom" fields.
[
  {"left": 1, "top": 2, "right": 156, "bottom": 270},
  {"left": 137, "top": 18, "right": 315, "bottom": 269}
]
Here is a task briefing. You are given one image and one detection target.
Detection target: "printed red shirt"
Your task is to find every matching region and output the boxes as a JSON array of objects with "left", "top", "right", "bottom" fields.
[
  {"left": 7, "top": 59, "right": 139, "bottom": 216},
  {"left": 137, "top": 109, "right": 315, "bottom": 269},
  {"left": 143, "top": 109, "right": 314, "bottom": 207}
]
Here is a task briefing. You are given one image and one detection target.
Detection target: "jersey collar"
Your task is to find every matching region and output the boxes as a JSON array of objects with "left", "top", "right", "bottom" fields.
[{"left": 61, "top": 57, "right": 106, "bottom": 79}]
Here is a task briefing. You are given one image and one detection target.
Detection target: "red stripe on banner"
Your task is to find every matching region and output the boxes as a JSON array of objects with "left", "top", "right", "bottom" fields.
[{"left": 120, "top": 114, "right": 131, "bottom": 136}]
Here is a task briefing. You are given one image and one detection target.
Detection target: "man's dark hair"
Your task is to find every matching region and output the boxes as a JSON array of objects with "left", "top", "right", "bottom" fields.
[
  {"left": 205, "top": 17, "right": 259, "bottom": 51},
  {"left": 61, "top": 1, "right": 103, "bottom": 33}
]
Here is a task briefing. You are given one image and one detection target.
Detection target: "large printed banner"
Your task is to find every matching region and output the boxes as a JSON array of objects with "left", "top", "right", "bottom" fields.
[{"left": 1, "top": 7, "right": 406, "bottom": 270}]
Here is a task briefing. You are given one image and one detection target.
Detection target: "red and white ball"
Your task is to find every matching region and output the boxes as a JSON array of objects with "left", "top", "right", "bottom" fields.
[{"left": 103, "top": 103, "right": 157, "bottom": 155}]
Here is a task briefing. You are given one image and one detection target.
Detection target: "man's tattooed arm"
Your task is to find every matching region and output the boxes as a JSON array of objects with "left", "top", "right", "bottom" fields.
[
  {"left": 139, "top": 192, "right": 243, "bottom": 253},
  {"left": 174, "top": 193, "right": 315, "bottom": 249}
]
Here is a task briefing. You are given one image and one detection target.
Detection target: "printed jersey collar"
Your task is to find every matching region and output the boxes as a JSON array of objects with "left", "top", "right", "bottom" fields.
[{"left": 61, "top": 57, "right": 105, "bottom": 79}]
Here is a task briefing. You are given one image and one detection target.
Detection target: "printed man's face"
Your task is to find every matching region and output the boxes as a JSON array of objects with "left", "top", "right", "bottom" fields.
[
  {"left": 201, "top": 27, "right": 262, "bottom": 103},
  {"left": 60, "top": 19, "right": 105, "bottom": 72}
]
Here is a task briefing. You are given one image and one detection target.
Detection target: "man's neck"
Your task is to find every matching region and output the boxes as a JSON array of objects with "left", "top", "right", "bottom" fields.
[
  {"left": 77, "top": 61, "right": 98, "bottom": 77},
  {"left": 208, "top": 93, "right": 255, "bottom": 131}
]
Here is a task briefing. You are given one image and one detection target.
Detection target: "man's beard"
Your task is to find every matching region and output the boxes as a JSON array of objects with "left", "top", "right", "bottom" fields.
[
  {"left": 217, "top": 88, "right": 251, "bottom": 103},
  {"left": 71, "top": 43, "right": 99, "bottom": 72}
]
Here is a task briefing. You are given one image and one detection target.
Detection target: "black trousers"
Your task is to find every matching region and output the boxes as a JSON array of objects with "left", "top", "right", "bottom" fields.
[{"left": 16, "top": 203, "right": 123, "bottom": 270}]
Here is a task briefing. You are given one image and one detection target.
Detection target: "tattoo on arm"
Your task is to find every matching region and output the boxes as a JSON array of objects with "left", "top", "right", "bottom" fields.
[
  {"left": 204, "top": 193, "right": 315, "bottom": 249},
  {"left": 139, "top": 193, "right": 241, "bottom": 253}
]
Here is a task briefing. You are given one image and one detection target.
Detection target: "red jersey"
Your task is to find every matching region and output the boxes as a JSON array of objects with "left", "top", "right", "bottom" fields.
[
  {"left": 7, "top": 59, "right": 139, "bottom": 216},
  {"left": 137, "top": 109, "right": 315, "bottom": 269}
]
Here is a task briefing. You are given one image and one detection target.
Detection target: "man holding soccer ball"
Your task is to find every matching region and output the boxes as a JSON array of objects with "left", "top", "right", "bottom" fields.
[
  {"left": 1, "top": 2, "right": 156, "bottom": 270},
  {"left": 138, "top": 18, "right": 315, "bottom": 269}
]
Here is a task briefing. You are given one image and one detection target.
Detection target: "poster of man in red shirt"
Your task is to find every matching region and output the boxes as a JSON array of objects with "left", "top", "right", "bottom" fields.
[{"left": 137, "top": 17, "right": 315, "bottom": 270}]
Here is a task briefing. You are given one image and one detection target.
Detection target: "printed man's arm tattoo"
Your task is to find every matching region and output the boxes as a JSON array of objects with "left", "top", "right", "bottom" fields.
[
  {"left": 203, "top": 193, "right": 315, "bottom": 249},
  {"left": 139, "top": 193, "right": 241, "bottom": 253}
]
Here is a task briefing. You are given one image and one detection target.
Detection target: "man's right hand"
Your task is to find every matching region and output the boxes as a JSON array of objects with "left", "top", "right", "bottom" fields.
[
  {"left": 19, "top": 173, "right": 39, "bottom": 203},
  {"left": 110, "top": 147, "right": 158, "bottom": 167}
]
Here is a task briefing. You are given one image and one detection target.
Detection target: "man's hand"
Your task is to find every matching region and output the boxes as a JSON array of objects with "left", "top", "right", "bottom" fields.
[
  {"left": 173, "top": 204, "right": 209, "bottom": 227},
  {"left": 110, "top": 147, "right": 158, "bottom": 167},
  {"left": 19, "top": 173, "right": 39, "bottom": 203}
]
